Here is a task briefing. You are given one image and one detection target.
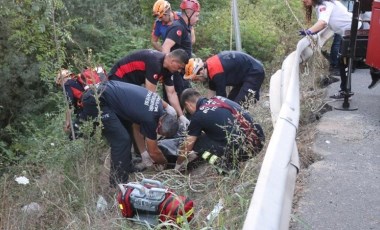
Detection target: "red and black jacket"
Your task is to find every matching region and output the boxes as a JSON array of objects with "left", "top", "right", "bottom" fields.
[
  {"left": 206, "top": 51, "right": 265, "bottom": 98},
  {"left": 107, "top": 49, "right": 173, "bottom": 87},
  {"left": 64, "top": 78, "right": 86, "bottom": 115}
]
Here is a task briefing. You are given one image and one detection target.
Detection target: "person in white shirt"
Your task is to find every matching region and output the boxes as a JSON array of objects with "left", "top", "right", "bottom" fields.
[
  {"left": 301, "top": 0, "right": 361, "bottom": 99},
  {"left": 302, "top": 0, "right": 359, "bottom": 36}
]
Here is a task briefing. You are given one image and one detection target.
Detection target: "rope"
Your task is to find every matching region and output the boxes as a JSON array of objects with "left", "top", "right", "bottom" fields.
[{"left": 284, "top": 0, "right": 318, "bottom": 51}]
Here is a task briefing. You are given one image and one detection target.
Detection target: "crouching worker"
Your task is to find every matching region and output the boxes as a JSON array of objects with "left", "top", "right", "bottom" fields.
[
  {"left": 175, "top": 88, "right": 265, "bottom": 173},
  {"left": 107, "top": 49, "right": 190, "bottom": 129},
  {"left": 56, "top": 68, "right": 101, "bottom": 140},
  {"left": 184, "top": 51, "right": 265, "bottom": 107},
  {"left": 81, "top": 81, "right": 179, "bottom": 187}
]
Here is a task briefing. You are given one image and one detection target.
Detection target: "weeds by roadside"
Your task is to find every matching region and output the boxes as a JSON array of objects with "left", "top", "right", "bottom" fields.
[
  {"left": 0, "top": 28, "right": 335, "bottom": 230},
  {"left": 0, "top": 60, "right": 331, "bottom": 229}
]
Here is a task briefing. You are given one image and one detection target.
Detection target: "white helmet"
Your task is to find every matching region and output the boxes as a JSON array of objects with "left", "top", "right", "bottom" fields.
[
  {"left": 55, "top": 69, "right": 72, "bottom": 85},
  {"left": 184, "top": 58, "right": 204, "bottom": 80}
]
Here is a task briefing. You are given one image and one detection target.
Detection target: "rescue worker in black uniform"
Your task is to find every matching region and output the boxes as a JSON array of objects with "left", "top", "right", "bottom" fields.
[
  {"left": 161, "top": 0, "right": 201, "bottom": 110},
  {"left": 56, "top": 68, "right": 101, "bottom": 139},
  {"left": 184, "top": 51, "right": 265, "bottom": 106},
  {"left": 175, "top": 88, "right": 265, "bottom": 172},
  {"left": 107, "top": 49, "right": 190, "bottom": 128},
  {"left": 81, "top": 81, "right": 179, "bottom": 186}
]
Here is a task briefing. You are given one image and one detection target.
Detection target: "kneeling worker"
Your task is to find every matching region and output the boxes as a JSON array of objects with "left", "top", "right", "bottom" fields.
[
  {"left": 81, "top": 81, "right": 179, "bottom": 186},
  {"left": 175, "top": 88, "right": 265, "bottom": 172}
]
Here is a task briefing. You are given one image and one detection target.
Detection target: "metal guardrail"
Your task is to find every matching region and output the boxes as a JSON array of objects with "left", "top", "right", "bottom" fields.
[{"left": 243, "top": 29, "right": 334, "bottom": 230}]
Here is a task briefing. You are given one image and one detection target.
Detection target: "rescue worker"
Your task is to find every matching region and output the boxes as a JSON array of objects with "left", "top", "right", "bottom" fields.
[
  {"left": 174, "top": 88, "right": 265, "bottom": 172},
  {"left": 81, "top": 81, "right": 179, "bottom": 186},
  {"left": 151, "top": 0, "right": 195, "bottom": 51},
  {"left": 107, "top": 49, "right": 190, "bottom": 128},
  {"left": 300, "top": 0, "right": 361, "bottom": 99},
  {"left": 56, "top": 68, "right": 101, "bottom": 139},
  {"left": 184, "top": 51, "right": 265, "bottom": 106},
  {"left": 161, "top": 0, "right": 201, "bottom": 106}
]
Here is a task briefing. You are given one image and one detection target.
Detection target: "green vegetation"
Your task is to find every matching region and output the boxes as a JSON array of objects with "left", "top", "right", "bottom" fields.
[{"left": 0, "top": 0, "right": 328, "bottom": 229}]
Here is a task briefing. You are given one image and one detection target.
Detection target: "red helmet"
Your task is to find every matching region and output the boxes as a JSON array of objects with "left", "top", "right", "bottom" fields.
[{"left": 180, "top": 0, "right": 200, "bottom": 12}]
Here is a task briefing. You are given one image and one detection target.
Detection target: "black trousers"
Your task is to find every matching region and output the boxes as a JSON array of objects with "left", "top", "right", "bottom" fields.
[
  {"left": 227, "top": 72, "right": 265, "bottom": 104},
  {"left": 193, "top": 134, "right": 226, "bottom": 157},
  {"left": 337, "top": 34, "right": 352, "bottom": 92},
  {"left": 193, "top": 128, "right": 265, "bottom": 169},
  {"left": 101, "top": 106, "right": 134, "bottom": 187},
  {"left": 193, "top": 134, "right": 248, "bottom": 170},
  {"left": 81, "top": 91, "right": 136, "bottom": 187}
]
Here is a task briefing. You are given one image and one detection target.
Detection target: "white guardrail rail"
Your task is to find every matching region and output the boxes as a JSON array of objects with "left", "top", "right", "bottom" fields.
[{"left": 243, "top": 28, "right": 334, "bottom": 230}]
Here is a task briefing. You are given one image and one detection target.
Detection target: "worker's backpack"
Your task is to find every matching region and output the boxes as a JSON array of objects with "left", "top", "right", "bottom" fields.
[
  {"left": 77, "top": 69, "right": 101, "bottom": 90},
  {"left": 201, "top": 96, "right": 264, "bottom": 150}
]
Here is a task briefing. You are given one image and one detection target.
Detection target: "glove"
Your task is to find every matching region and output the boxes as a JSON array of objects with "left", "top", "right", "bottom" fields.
[
  {"left": 179, "top": 115, "right": 190, "bottom": 130},
  {"left": 165, "top": 104, "right": 177, "bottom": 116},
  {"left": 174, "top": 162, "right": 186, "bottom": 172},
  {"left": 299, "top": 29, "right": 314, "bottom": 36},
  {"left": 141, "top": 151, "right": 154, "bottom": 167},
  {"left": 153, "top": 163, "right": 166, "bottom": 172}
]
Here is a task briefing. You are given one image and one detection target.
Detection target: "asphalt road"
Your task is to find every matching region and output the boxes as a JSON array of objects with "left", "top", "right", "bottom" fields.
[{"left": 291, "top": 69, "right": 380, "bottom": 230}]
